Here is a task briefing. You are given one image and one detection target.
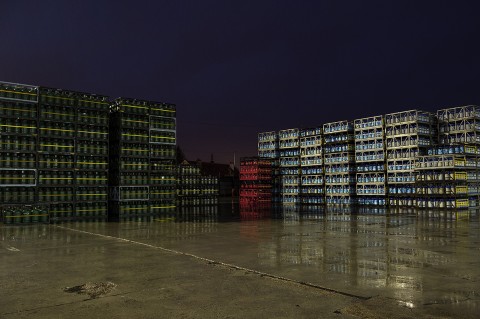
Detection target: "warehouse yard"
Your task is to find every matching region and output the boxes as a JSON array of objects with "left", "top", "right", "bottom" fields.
[{"left": 1, "top": 210, "right": 479, "bottom": 318}]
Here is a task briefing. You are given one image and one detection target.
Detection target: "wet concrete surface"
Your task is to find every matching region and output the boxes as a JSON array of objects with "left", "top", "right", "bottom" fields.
[{"left": 1, "top": 205, "right": 480, "bottom": 318}]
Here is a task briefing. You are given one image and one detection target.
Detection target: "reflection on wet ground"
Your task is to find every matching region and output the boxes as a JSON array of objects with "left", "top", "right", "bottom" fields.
[{"left": 2, "top": 203, "right": 480, "bottom": 316}]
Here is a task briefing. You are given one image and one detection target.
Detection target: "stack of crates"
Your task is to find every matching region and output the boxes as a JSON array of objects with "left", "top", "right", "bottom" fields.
[
  {"left": 74, "top": 93, "right": 109, "bottom": 220},
  {"left": 278, "top": 128, "right": 300, "bottom": 205},
  {"left": 299, "top": 127, "right": 324, "bottom": 205},
  {"left": 416, "top": 146, "right": 479, "bottom": 209},
  {"left": 239, "top": 157, "right": 272, "bottom": 208},
  {"left": 177, "top": 162, "right": 219, "bottom": 206},
  {"left": 385, "top": 110, "right": 437, "bottom": 207},
  {"left": 37, "top": 87, "right": 77, "bottom": 220},
  {"left": 148, "top": 101, "right": 177, "bottom": 215},
  {"left": 0, "top": 82, "right": 40, "bottom": 224},
  {"left": 354, "top": 116, "right": 387, "bottom": 206},
  {"left": 323, "top": 120, "right": 356, "bottom": 205},
  {"left": 438, "top": 105, "right": 480, "bottom": 146},
  {"left": 436, "top": 105, "right": 480, "bottom": 206},
  {"left": 109, "top": 98, "right": 176, "bottom": 220},
  {"left": 258, "top": 131, "right": 281, "bottom": 203}
]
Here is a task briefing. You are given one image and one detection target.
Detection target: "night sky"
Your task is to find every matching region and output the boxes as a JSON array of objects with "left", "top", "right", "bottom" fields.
[{"left": 2, "top": 1, "right": 480, "bottom": 164}]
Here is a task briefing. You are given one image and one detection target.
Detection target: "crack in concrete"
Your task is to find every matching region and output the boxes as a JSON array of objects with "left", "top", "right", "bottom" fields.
[{"left": 55, "top": 225, "right": 371, "bottom": 301}]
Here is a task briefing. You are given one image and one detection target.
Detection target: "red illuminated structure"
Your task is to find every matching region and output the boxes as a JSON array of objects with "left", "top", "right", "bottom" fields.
[{"left": 239, "top": 157, "right": 272, "bottom": 206}]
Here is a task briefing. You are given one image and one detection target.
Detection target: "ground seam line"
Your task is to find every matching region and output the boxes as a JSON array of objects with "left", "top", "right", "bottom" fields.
[{"left": 55, "top": 225, "right": 369, "bottom": 300}]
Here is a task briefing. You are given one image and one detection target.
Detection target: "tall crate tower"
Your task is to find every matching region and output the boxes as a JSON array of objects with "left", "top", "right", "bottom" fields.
[
  {"left": 37, "top": 87, "right": 78, "bottom": 221},
  {"left": 278, "top": 128, "right": 300, "bottom": 205},
  {"left": 385, "top": 110, "right": 437, "bottom": 207},
  {"left": 323, "top": 120, "right": 356, "bottom": 205},
  {"left": 148, "top": 102, "right": 177, "bottom": 215},
  {"left": 258, "top": 131, "right": 280, "bottom": 203},
  {"left": 0, "top": 82, "right": 45, "bottom": 224},
  {"left": 299, "top": 127, "right": 324, "bottom": 205},
  {"left": 109, "top": 98, "right": 176, "bottom": 220},
  {"left": 354, "top": 115, "right": 387, "bottom": 206},
  {"left": 74, "top": 93, "right": 110, "bottom": 220},
  {"left": 435, "top": 105, "right": 480, "bottom": 207}
]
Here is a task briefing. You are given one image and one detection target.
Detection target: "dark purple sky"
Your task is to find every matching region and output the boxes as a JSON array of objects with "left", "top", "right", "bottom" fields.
[{"left": 2, "top": 1, "right": 480, "bottom": 164}]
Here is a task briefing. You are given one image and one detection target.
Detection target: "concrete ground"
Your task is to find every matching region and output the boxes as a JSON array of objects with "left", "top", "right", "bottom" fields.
[{"left": 1, "top": 212, "right": 479, "bottom": 318}]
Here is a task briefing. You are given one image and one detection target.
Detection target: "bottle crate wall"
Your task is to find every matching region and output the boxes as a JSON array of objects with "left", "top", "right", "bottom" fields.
[
  {"left": 385, "top": 110, "right": 437, "bottom": 207},
  {"left": 437, "top": 105, "right": 480, "bottom": 146},
  {"left": 415, "top": 149, "right": 480, "bottom": 209},
  {"left": 0, "top": 81, "right": 111, "bottom": 223},
  {"left": 240, "top": 157, "right": 272, "bottom": 205},
  {"left": 0, "top": 82, "right": 40, "bottom": 223},
  {"left": 354, "top": 115, "right": 386, "bottom": 206},
  {"left": 176, "top": 162, "right": 219, "bottom": 207},
  {"left": 108, "top": 98, "right": 177, "bottom": 219},
  {"left": 258, "top": 131, "right": 281, "bottom": 203},
  {"left": 37, "top": 88, "right": 110, "bottom": 221},
  {"left": 278, "top": 128, "right": 300, "bottom": 205},
  {"left": 299, "top": 127, "right": 324, "bottom": 205},
  {"left": 323, "top": 120, "right": 356, "bottom": 205}
]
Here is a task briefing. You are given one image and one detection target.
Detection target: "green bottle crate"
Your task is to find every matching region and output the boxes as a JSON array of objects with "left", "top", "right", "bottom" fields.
[
  {"left": 0, "top": 101, "right": 37, "bottom": 118},
  {"left": 76, "top": 186, "right": 108, "bottom": 202},
  {"left": 0, "top": 169, "right": 36, "bottom": 186},
  {"left": 77, "top": 124, "right": 108, "bottom": 140},
  {"left": 39, "top": 104, "right": 75, "bottom": 122},
  {"left": 0, "top": 83, "right": 38, "bottom": 102},
  {"left": 120, "top": 157, "right": 149, "bottom": 171},
  {"left": 149, "top": 103, "right": 176, "bottom": 118},
  {"left": 38, "top": 154, "right": 74, "bottom": 169},
  {"left": 119, "top": 200, "right": 149, "bottom": 216},
  {"left": 76, "top": 171, "right": 108, "bottom": 186},
  {"left": 38, "top": 187, "right": 74, "bottom": 203},
  {"left": 77, "top": 140, "right": 108, "bottom": 156},
  {"left": 39, "top": 137, "right": 75, "bottom": 153},
  {"left": 76, "top": 156, "right": 108, "bottom": 170},
  {"left": 49, "top": 203, "right": 74, "bottom": 221},
  {"left": 0, "top": 118, "right": 37, "bottom": 135},
  {"left": 0, "top": 187, "right": 36, "bottom": 203},
  {"left": 121, "top": 114, "right": 149, "bottom": 129},
  {"left": 76, "top": 202, "right": 107, "bottom": 218},
  {"left": 0, "top": 136, "right": 36, "bottom": 152},
  {"left": 77, "top": 109, "right": 108, "bottom": 125},
  {"left": 119, "top": 186, "right": 149, "bottom": 200},
  {"left": 38, "top": 171, "right": 73, "bottom": 186},
  {"left": 149, "top": 186, "right": 175, "bottom": 200},
  {"left": 150, "top": 131, "right": 176, "bottom": 144},
  {"left": 150, "top": 201, "right": 176, "bottom": 214},
  {"left": 0, "top": 153, "right": 36, "bottom": 168}
]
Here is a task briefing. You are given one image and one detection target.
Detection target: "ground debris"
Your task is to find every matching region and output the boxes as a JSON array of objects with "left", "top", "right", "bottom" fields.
[{"left": 63, "top": 281, "right": 117, "bottom": 299}]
